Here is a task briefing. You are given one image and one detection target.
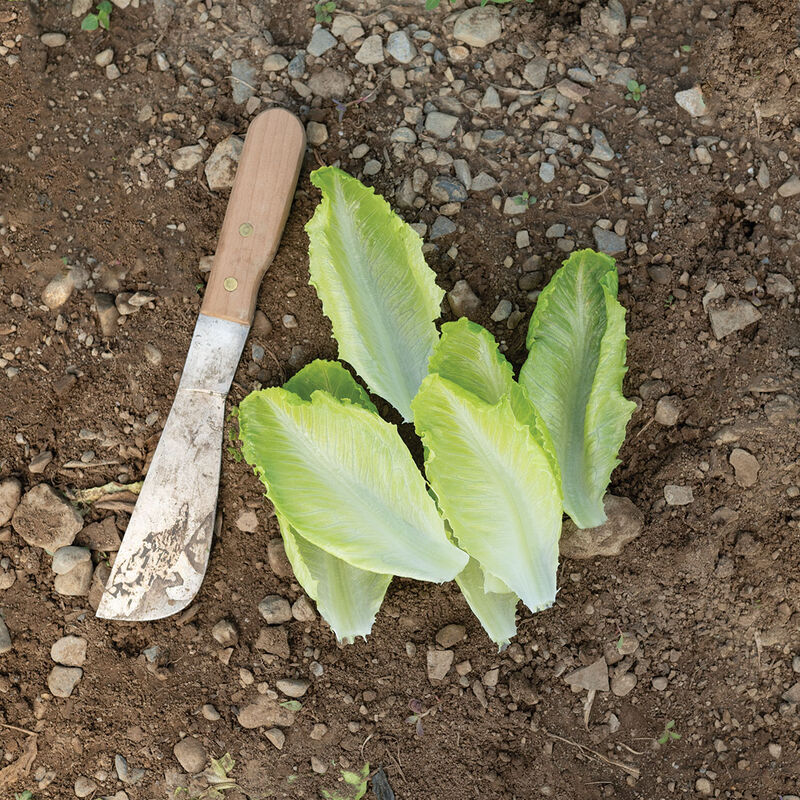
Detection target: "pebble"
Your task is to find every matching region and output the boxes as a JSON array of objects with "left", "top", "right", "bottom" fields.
[
  {"left": 436, "top": 624, "right": 466, "bottom": 648},
  {"left": 707, "top": 300, "right": 762, "bottom": 340},
  {"left": 258, "top": 595, "right": 292, "bottom": 624},
  {"left": 235, "top": 509, "right": 258, "bottom": 532},
  {"left": 306, "top": 121, "right": 328, "bottom": 147},
  {"left": 481, "top": 86, "right": 501, "bottom": 110},
  {"left": 74, "top": 777, "right": 98, "bottom": 798},
  {"left": 675, "top": 87, "right": 707, "bottom": 117},
  {"left": 652, "top": 676, "right": 668, "bottom": 691},
  {"left": 590, "top": 128, "right": 615, "bottom": 162},
  {"left": 287, "top": 52, "right": 305, "bottom": 79},
  {"left": 729, "top": 448, "right": 759, "bottom": 487},
  {"left": 664, "top": 484, "right": 693, "bottom": 506},
  {"left": 263, "top": 54, "right": 288, "bottom": 72},
  {"left": 42, "top": 271, "right": 75, "bottom": 309},
  {"left": 471, "top": 172, "right": 497, "bottom": 192},
  {"left": 425, "top": 111, "right": 459, "bottom": 139},
  {"left": 94, "top": 293, "right": 120, "bottom": 336},
  {"left": 355, "top": 34, "right": 384, "bottom": 65},
  {"left": 237, "top": 698, "right": 296, "bottom": 729},
  {"left": 546, "top": 223, "right": 566, "bottom": 238},
  {"left": 655, "top": 395, "right": 681, "bottom": 426},
  {"left": 311, "top": 755, "right": 328, "bottom": 774},
  {"left": 211, "top": 619, "right": 238, "bottom": 647},
  {"left": 0, "top": 477, "right": 21, "bottom": 526},
  {"left": 276, "top": 678, "right": 310, "bottom": 697},
  {"left": 599, "top": 0, "right": 627, "bottom": 36},
  {"left": 491, "top": 300, "right": 513, "bottom": 322},
  {"left": 230, "top": 59, "right": 257, "bottom": 105},
  {"left": 363, "top": 159, "right": 381, "bottom": 175},
  {"left": 282, "top": 314, "right": 298, "bottom": 328},
  {"left": 95, "top": 48, "right": 114, "bottom": 67},
  {"left": 173, "top": 737, "right": 207, "bottom": 774},
  {"left": 778, "top": 176, "right": 800, "bottom": 198},
  {"left": 292, "top": 596, "right": 316, "bottom": 622},
  {"left": 430, "top": 216, "right": 457, "bottom": 239},
  {"left": 41, "top": 32, "right": 67, "bottom": 47},
  {"left": 503, "top": 196, "right": 527, "bottom": 216},
  {"left": 430, "top": 176, "right": 467, "bottom": 203},
  {"left": 48, "top": 665, "right": 83, "bottom": 698},
  {"left": 12, "top": 483, "right": 83, "bottom": 551},
  {"left": 523, "top": 57, "right": 549, "bottom": 89},
  {"left": 560, "top": 495, "right": 643, "bottom": 558},
  {"left": 265, "top": 728, "right": 285, "bottom": 749},
  {"left": 557, "top": 78, "right": 589, "bottom": 103},
  {"left": 71, "top": 0, "right": 92, "bottom": 14},
  {"left": 50, "top": 635, "right": 87, "bottom": 666},
  {"left": 308, "top": 67, "right": 348, "bottom": 99},
  {"left": 610, "top": 672, "right": 637, "bottom": 696},
  {"left": 310, "top": 723, "right": 328, "bottom": 740},
  {"left": 172, "top": 145, "right": 204, "bottom": 172},
  {"left": 267, "top": 538, "right": 293, "bottom": 578},
  {"left": 695, "top": 777, "right": 713, "bottom": 796},
  {"left": 0, "top": 617, "right": 11, "bottom": 654},
  {"left": 539, "top": 162, "right": 555, "bottom": 183},
  {"left": 592, "top": 227, "right": 626, "bottom": 255},
  {"left": 52, "top": 545, "right": 91, "bottom": 575},
  {"left": 28, "top": 451, "right": 53, "bottom": 473},
  {"left": 564, "top": 658, "right": 609, "bottom": 692},
  {"left": 54, "top": 560, "right": 93, "bottom": 596},
  {"left": 390, "top": 127, "right": 417, "bottom": 144},
  {"left": 330, "top": 15, "right": 363, "bottom": 43},
  {"left": 115, "top": 754, "right": 145, "bottom": 785},
  {"left": 202, "top": 704, "right": 220, "bottom": 721},
  {"left": 105, "top": 64, "right": 121, "bottom": 80},
  {"left": 307, "top": 27, "right": 337, "bottom": 58},
  {"left": 766, "top": 273, "right": 794, "bottom": 298},
  {"left": 452, "top": 6, "right": 502, "bottom": 47},
  {"left": 426, "top": 649, "right": 454, "bottom": 682},
  {"left": 756, "top": 162, "right": 770, "bottom": 189},
  {"left": 205, "top": 135, "right": 243, "bottom": 192},
  {"left": 447, "top": 280, "right": 480, "bottom": 318}
]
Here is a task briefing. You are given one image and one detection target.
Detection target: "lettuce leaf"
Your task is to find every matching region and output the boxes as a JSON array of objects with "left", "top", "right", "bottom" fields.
[
  {"left": 519, "top": 250, "right": 636, "bottom": 529},
  {"left": 455, "top": 557, "right": 518, "bottom": 650},
  {"left": 238, "top": 386, "right": 467, "bottom": 582},
  {"left": 306, "top": 167, "right": 444, "bottom": 421},
  {"left": 284, "top": 359, "right": 378, "bottom": 413}
]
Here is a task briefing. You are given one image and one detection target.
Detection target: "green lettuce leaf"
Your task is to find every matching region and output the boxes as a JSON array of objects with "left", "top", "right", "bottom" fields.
[
  {"left": 455, "top": 557, "right": 518, "bottom": 650},
  {"left": 519, "top": 249, "right": 636, "bottom": 529},
  {"left": 284, "top": 359, "right": 377, "bottom": 412},
  {"left": 306, "top": 167, "right": 444, "bottom": 421},
  {"left": 238, "top": 387, "right": 467, "bottom": 582},
  {"left": 412, "top": 375, "right": 562, "bottom": 614}
]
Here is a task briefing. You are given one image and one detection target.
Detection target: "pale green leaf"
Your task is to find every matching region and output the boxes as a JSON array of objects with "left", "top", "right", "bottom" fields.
[
  {"left": 412, "top": 375, "right": 562, "bottom": 613},
  {"left": 279, "top": 513, "right": 391, "bottom": 644},
  {"left": 520, "top": 249, "right": 636, "bottom": 528},
  {"left": 238, "top": 387, "right": 467, "bottom": 581},
  {"left": 284, "top": 359, "right": 377, "bottom": 412},
  {"left": 455, "top": 557, "right": 518, "bottom": 649},
  {"left": 306, "top": 167, "right": 444, "bottom": 421}
]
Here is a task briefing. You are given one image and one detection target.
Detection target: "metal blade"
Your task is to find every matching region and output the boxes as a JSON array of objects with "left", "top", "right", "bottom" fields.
[{"left": 96, "top": 314, "right": 249, "bottom": 621}]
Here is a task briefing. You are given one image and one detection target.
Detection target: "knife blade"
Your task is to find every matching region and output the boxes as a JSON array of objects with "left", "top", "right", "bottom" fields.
[{"left": 97, "top": 108, "right": 306, "bottom": 621}]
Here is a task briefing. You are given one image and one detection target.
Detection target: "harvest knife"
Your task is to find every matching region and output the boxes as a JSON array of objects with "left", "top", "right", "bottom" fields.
[{"left": 97, "top": 108, "right": 306, "bottom": 621}]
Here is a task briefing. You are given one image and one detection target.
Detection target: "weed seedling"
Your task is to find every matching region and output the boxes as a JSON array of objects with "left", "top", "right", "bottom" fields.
[
  {"left": 657, "top": 720, "right": 681, "bottom": 745},
  {"left": 81, "top": 0, "right": 113, "bottom": 30},
  {"left": 513, "top": 190, "right": 537, "bottom": 207},
  {"left": 321, "top": 763, "right": 370, "bottom": 800},
  {"left": 625, "top": 79, "right": 646, "bottom": 102},
  {"left": 405, "top": 697, "right": 441, "bottom": 736},
  {"left": 680, "top": 44, "right": 692, "bottom": 53},
  {"left": 15, "top": 793, "right": 35, "bottom": 800},
  {"left": 314, "top": 1, "right": 336, "bottom": 23}
]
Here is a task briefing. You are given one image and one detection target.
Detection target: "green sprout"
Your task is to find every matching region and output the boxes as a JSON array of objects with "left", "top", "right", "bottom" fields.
[
  {"left": 81, "top": 0, "right": 113, "bottom": 31},
  {"left": 625, "top": 79, "right": 646, "bottom": 102},
  {"left": 680, "top": 44, "right": 692, "bottom": 53},
  {"left": 513, "top": 190, "right": 537, "bottom": 207},
  {"left": 15, "top": 793, "right": 35, "bottom": 800},
  {"left": 314, "top": 0, "right": 336, "bottom": 22},
  {"left": 657, "top": 720, "right": 681, "bottom": 745},
  {"left": 321, "top": 763, "right": 370, "bottom": 800}
]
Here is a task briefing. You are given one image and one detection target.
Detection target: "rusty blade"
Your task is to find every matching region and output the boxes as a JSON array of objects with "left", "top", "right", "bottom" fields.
[{"left": 96, "top": 314, "right": 248, "bottom": 621}]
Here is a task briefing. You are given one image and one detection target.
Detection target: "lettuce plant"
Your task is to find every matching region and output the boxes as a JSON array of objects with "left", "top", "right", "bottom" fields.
[{"left": 238, "top": 167, "right": 634, "bottom": 647}]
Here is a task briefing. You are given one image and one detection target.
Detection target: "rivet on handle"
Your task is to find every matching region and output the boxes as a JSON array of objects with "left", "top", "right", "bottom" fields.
[
  {"left": 239, "top": 222, "right": 254, "bottom": 237},
  {"left": 223, "top": 277, "right": 238, "bottom": 292}
]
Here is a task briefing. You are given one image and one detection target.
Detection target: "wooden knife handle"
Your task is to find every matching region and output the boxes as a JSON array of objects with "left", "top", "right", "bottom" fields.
[{"left": 201, "top": 108, "right": 306, "bottom": 325}]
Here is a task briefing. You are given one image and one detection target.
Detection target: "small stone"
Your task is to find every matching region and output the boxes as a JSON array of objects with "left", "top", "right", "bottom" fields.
[
  {"left": 48, "top": 665, "right": 82, "bottom": 698},
  {"left": 310, "top": 723, "right": 328, "bottom": 740},
  {"left": 94, "top": 293, "right": 119, "bottom": 337},
  {"left": 355, "top": 34, "right": 384, "bottom": 65},
  {"left": 729, "top": 448, "right": 759, "bottom": 487},
  {"left": 756, "top": 162, "right": 770, "bottom": 189},
  {"left": 436, "top": 624, "right": 466, "bottom": 648},
  {"left": 425, "top": 111, "right": 459, "bottom": 139},
  {"left": 546, "top": 223, "right": 566, "bottom": 238},
  {"left": 255, "top": 627, "right": 290, "bottom": 658},
  {"left": 539, "top": 162, "right": 555, "bottom": 183},
  {"left": 508, "top": 673, "right": 538, "bottom": 705},
  {"left": 447, "top": 280, "right": 481, "bottom": 318},
  {"left": 707, "top": 300, "right": 762, "bottom": 340},
  {"left": 491, "top": 299, "right": 513, "bottom": 322},
  {"left": 664, "top": 484, "right": 693, "bottom": 506},
  {"left": 592, "top": 227, "right": 626, "bottom": 255},
  {"left": 363, "top": 159, "right": 381, "bottom": 176},
  {"left": 766, "top": 273, "right": 794, "bottom": 298},
  {"left": 783, "top": 681, "right": 800, "bottom": 703},
  {"left": 590, "top": 128, "right": 615, "bottom": 162},
  {"left": 311, "top": 755, "right": 328, "bottom": 774},
  {"left": 0, "top": 478, "right": 21, "bottom": 526},
  {"left": 292, "top": 596, "right": 316, "bottom": 622},
  {"left": 235, "top": 509, "right": 258, "bottom": 532},
  {"left": 205, "top": 135, "right": 244, "bottom": 192},
  {"left": 41, "top": 32, "right": 67, "bottom": 47},
  {"left": 453, "top": 6, "right": 502, "bottom": 47},
  {"left": 282, "top": 314, "right": 298, "bottom": 329},
  {"left": 267, "top": 538, "right": 293, "bottom": 578},
  {"left": 12, "top": 484, "right": 83, "bottom": 551},
  {"left": 28, "top": 451, "right": 53, "bottom": 473},
  {"left": 516, "top": 230, "right": 530, "bottom": 249},
  {"left": 50, "top": 635, "right": 87, "bottom": 666},
  {"left": 52, "top": 545, "right": 91, "bottom": 574},
  {"left": 95, "top": 47, "right": 114, "bottom": 67},
  {"left": 211, "top": 619, "right": 238, "bottom": 647},
  {"left": 481, "top": 86, "right": 501, "bottom": 110},
  {"left": 694, "top": 145, "right": 712, "bottom": 166},
  {"left": 769, "top": 743, "right": 782, "bottom": 759},
  {"left": 778, "top": 176, "right": 800, "bottom": 198},
  {"left": 276, "top": 678, "right": 310, "bottom": 697},
  {"left": 655, "top": 395, "right": 681, "bottom": 426},
  {"left": 0, "top": 617, "right": 11, "bottom": 654},
  {"left": 258, "top": 595, "right": 292, "bottom": 624},
  {"left": 54, "top": 560, "right": 93, "bottom": 596},
  {"left": 503, "top": 196, "right": 528, "bottom": 215},
  {"left": 173, "top": 737, "right": 207, "bottom": 774},
  {"left": 611, "top": 672, "right": 637, "bottom": 697},
  {"left": 471, "top": 172, "right": 497, "bottom": 191},
  {"left": 695, "top": 777, "right": 713, "bottom": 796},
  {"left": 74, "top": 777, "right": 98, "bottom": 798},
  {"left": 564, "top": 657, "right": 609, "bottom": 692},
  {"left": 202, "top": 704, "right": 220, "bottom": 721},
  {"left": 560, "top": 495, "right": 644, "bottom": 558},
  {"left": 427, "top": 649, "right": 454, "bottom": 682},
  {"left": 115, "top": 753, "right": 147, "bottom": 785},
  {"left": 523, "top": 57, "right": 549, "bottom": 89},
  {"left": 308, "top": 67, "right": 349, "bottom": 98},
  {"left": 557, "top": 78, "right": 589, "bottom": 103},
  {"left": 430, "top": 216, "right": 457, "bottom": 239},
  {"left": 599, "top": 0, "right": 627, "bottom": 36},
  {"left": 265, "top": 728, "right": 285, "bottom": 749},
  {"left": 172, "top": 145, "right": 204, "bottom": 172},
  {"left": 237, "top": 698, "right": 295, "bottom": 728},
  {"left": 71, "top": 0, "right": 92, "bottom": 15},
  {"left": 390, "top": 127, "right": 417, "bottom": 144},
  {"left": 287, "top": 52, "right": 305, "bottom": 79},
  {"left": 652, "top": 676, "right": 668, "bottom": 691},
  {"left": 42, "top": 271, "right": 75, "bottom": 309},
  {"left": 331, "top": 15, "right": 363, "bottom": 43},
  {"left": 230, "top": 59, "right": 257, "bottom": 105},
  {"left": 105, "top": 64, "right": 121, "bottom": 80},
  {"left": 431, "top": 176, "right": 467, "bottom": 203},
  {"left": 307, "top": 27, "right": 337, "bottom": 58},
  {"left": 74, "top": 518, "right": 120, "bottom": 552},
  {"left": 675, "top": 87, "right": 707, "bottom": 117},
  {"left": 263, "top": 54, "right": 288, "bottom": 72}
]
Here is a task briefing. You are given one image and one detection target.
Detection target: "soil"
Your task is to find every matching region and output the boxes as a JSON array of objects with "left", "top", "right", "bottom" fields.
[{"left": 2, "top": 0, "right": 800, "bottom": 799}]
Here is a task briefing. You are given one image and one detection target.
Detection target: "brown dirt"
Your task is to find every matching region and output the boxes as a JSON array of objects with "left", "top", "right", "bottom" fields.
[{"left": 2, "top": 0, "right": 800, "bottom": 799}]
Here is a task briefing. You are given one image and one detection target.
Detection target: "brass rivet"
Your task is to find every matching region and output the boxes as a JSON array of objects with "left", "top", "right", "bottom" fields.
[
  {"left": 223, "top": 277, "right": 238, "bottom": 292},
  {"left": 239, "top": 222, "right": 254, "bottom": 237}
]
